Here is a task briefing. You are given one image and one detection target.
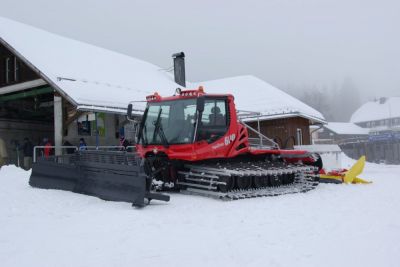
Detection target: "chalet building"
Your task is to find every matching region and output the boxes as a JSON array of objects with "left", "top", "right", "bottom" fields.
[
  {"left": 351, "top": 97, "right": 400, "bottom": 129},
  {"left": 0, "top": 16, "right": 325, "bottom": 165},
  {"left": 340, "top": 97, "right": 400, "bottom": 164}
]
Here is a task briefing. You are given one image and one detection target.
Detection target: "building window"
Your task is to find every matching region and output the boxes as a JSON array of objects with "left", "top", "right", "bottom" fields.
[
  {"left": 77, "top": 114, "right": 93, "bottom": 136},
  {"left": 77, "top": 113, "right": 106, "bottom": 137},
  {"left": 13, "top": 56, "right": 19, "bottom": 82},
  {"left": 5, "top": 57, "right": 11, "bottom": 84},
  {"left": 296, "top": 128, "right": 303, "bottom": 146}
]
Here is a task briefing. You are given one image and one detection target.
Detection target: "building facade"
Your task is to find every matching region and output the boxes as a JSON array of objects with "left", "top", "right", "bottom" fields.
[
  {"left": 247, "top": 117, "right": 311, "bottom": 148},
  {"left": 341, "top": 97, "right": 400, "bottom": 164}
]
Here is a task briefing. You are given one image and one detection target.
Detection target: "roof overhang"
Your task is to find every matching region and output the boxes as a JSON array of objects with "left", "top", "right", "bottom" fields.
[
  {"left": 76, "top": 104, "right": 144, "bottom": 116},
  {"left": 0, "top": 37, "right": 78, "bottom": 107},
  {"left": 0, "top": 78, "right": 47, "bottom": 95}
]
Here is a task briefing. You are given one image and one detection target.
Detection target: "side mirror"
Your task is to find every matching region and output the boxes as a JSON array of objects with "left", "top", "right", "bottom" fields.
[
  {"left": 197, "top": 96, "right": 205, "bottom": 113},
  {"left": 127, "top": 104, "right": 134, "bottom": 120}
]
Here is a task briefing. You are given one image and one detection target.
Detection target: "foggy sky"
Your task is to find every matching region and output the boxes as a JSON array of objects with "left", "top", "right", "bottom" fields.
[{"left": 1, "top": 0, "right": 399, "bottom": 102}]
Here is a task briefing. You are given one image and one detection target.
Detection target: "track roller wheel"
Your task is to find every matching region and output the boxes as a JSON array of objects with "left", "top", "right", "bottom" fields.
[
  {"left": 253, "top": 175, "right": 268, "bottom": 188},
  {"left": 217, "top": 176, "right": 234, "bottom": 192},
  {"left": 236, "top": 176, "right": 252, "bottom": 190},
  {"left": 268, "top": 174, "right": 282, "bottom": 187}
]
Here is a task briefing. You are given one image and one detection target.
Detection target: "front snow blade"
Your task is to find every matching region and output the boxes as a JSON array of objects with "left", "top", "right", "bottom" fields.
[{"left": 29, "top": 151, "right": 170, "bottom": 207}]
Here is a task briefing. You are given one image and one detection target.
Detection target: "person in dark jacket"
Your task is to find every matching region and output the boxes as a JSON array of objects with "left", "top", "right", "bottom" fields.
[
  {"left": 63, "top": 140, "right": 76, "bottom": 154},
  {"left": 119, "top": 135, "right": 131, "bottom": 151},
  {"left": 21, "top": 137, "right": 33, "bottom": 170}
]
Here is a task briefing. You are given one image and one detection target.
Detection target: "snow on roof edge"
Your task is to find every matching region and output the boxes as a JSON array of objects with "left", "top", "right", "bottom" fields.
[
  {"left": 0, "top": 16, "right": 180, "bottom": 113},
  {"left": 324, "top": 122, "right": 369, "bottom": 135},
  {"left": 191, "top": 75, "right": 326, "bottom": 123}
]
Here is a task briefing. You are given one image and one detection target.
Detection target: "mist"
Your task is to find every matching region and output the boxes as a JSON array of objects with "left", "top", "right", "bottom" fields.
[{"left": 1, "top": 0, "right": 399, "bottom": 121}]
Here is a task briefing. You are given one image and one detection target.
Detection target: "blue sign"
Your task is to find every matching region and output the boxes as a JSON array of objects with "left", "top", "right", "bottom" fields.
[{"left": 369, "top": 132, "right": 400, "bottom": 142}]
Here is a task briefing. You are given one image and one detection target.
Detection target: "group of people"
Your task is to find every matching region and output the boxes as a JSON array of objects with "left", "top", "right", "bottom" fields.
[
  {"left": 63, "top": 138, "right": 87, "bottom": 153},
  {"left": 0, "top": 137, "right": 37, "bottom": 170},
  {"left": 63, "top": 136, "right": 132, "bottom": 152}
]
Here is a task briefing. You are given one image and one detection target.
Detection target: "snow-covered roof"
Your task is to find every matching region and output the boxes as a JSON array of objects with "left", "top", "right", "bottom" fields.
[
  {"left": 191, "top": 76, "right": 326, "bottom": 124},
  {"left": 351, "top": 97, "right": 400, "bottom": 123},
  {"left": 324, "top": 122, "right": 369, "bottom": 135},
  {"left": 0, "top": 17, "right": 326, "bottom": 122},
  {"left": 0, "top": 16, "right": 179, "bottom": 114}
]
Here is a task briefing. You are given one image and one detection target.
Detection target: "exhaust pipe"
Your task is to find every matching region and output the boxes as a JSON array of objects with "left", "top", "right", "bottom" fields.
[{"left": 172, "top": 52, "right": 186, "bottom": 87}]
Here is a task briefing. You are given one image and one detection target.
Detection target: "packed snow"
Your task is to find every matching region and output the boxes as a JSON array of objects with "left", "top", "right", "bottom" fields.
[{"left": 0, "top": 156, "right": 399, "bottom": 267}]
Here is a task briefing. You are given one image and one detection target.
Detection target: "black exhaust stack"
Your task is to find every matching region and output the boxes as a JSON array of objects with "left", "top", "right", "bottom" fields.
[{"left": 172, "top": 52, "right": 186, "bottom": 87}]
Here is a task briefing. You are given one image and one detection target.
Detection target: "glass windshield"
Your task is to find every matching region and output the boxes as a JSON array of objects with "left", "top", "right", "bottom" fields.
[{"left": 141, "top": 99, "right": 197, "bottom": 145}]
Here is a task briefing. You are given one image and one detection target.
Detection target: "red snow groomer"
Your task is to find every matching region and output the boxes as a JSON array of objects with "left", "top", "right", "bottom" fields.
[
  {"left": 128, "top": 87, "right": 321, "bottom": 200},
  {"left": 30, "top": 87, "right": 321, "bottom": 207}
]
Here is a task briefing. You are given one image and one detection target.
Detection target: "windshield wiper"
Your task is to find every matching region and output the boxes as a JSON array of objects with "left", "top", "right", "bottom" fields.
[
  {"left": 143, "top": 124, "right": 149, "bottom": 146},
  {"left": 137, "top": 108, "right": 149, "bottom": 146},
  {"left": 152, "top": 108, "right": 169, "bottom": 148}
]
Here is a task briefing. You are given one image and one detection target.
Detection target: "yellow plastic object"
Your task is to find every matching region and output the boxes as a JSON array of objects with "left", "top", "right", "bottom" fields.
[
  {"left": 319, "top": 156, "right": 372, "bottom": 184},
  {"left": 352, "top": 177, "right": 372, "bottom": 184},
  {"left": 319, "top": 174, "right": 343, "bottom": 183},
  {"left": 344, "top": 156, "right": 371, "bottom": 184}
]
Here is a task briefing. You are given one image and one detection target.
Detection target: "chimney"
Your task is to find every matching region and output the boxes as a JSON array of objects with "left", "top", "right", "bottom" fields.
[{"left": 172, "top": 52, "right": 186, "bottom": 87}]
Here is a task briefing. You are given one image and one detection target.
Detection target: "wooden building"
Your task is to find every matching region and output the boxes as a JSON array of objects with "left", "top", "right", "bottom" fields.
[{"left": 246, "top": 117, "right": 312, "bottom": 148}]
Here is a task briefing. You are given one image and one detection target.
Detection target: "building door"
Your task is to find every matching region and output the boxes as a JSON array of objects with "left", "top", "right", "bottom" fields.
[{"left": 296, "top": 128, "right": 303, "bottom": 146}]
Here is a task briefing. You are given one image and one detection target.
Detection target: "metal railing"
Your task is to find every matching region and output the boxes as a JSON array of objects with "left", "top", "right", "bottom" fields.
[
  {"left": 240, "top": 120, "right": 280, "bottom": 149},
  {"left": 33, "top": 145, "right": 137, "bottom": 163},
  {"left": 33, "top": 146, "right": 78, "bottom": 163}
]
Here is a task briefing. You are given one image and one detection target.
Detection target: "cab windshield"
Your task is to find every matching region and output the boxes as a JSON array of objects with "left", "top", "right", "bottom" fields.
[
  {"left": 141, "top": 99, "right": 197, "bottom": 145},
  {"left": 139, "top": 97, "right": 229, "bottom": 145}
]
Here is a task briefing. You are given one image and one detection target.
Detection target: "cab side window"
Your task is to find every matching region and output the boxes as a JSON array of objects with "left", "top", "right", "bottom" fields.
[
  {"left": 197, "top": 99, "right": 228, "bottom": 143},
  {"left": 201, "top": 100, "right": 227, "bottom": 126}
]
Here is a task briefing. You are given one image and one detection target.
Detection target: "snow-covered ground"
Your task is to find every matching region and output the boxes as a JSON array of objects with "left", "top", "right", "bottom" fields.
[{"left": 1, "top": 157, "right": 399, "bottom": 267}]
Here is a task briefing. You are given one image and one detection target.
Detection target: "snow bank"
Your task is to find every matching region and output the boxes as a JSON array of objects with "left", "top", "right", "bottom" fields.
[{"left": 1, "top": 161, "right": 400, "bottom": 267}]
